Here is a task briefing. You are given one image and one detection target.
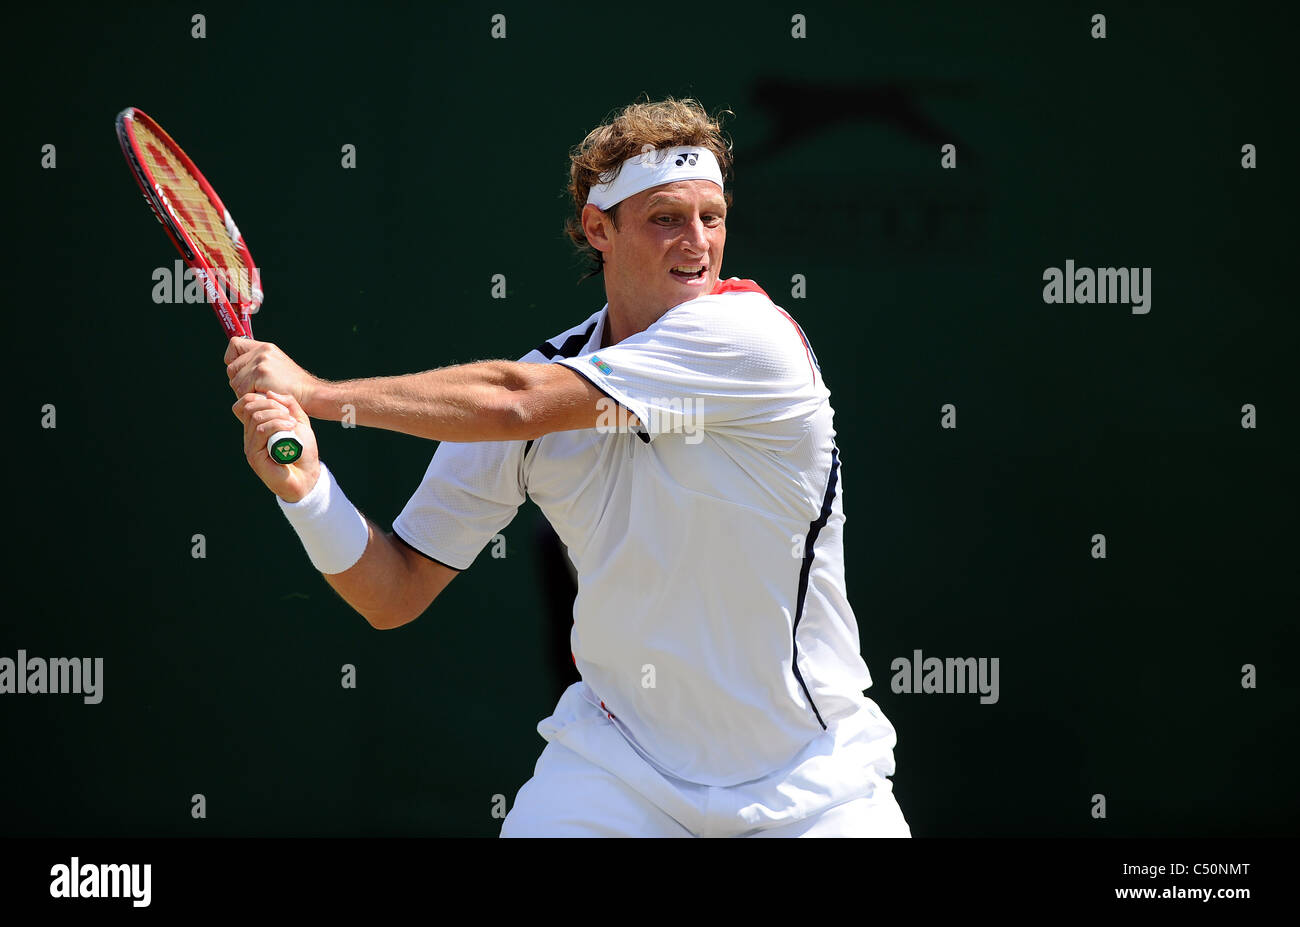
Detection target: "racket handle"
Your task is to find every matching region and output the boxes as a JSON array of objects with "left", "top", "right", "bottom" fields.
[{"left": 266, "top": 430, "right": 304, "bottom": 465}]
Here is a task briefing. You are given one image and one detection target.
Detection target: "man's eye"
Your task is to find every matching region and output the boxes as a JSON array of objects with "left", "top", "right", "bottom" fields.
[{"left": 655, "top": 214, "right": 723, "bottom": 225}]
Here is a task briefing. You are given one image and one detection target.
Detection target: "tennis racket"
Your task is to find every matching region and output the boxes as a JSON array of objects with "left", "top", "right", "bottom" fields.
[{"left": 115, "top": 106, "right": 303, "bottom": 465}]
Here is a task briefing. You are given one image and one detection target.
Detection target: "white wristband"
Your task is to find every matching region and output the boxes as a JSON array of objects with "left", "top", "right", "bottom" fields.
[{"left": 277, "top": 462, "right": 370, "bottom": 574}]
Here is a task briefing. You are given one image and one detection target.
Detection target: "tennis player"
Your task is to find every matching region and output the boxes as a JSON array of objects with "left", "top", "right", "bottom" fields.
[{"left": 228, "top": 97, "right": 910, "bottom": 837}]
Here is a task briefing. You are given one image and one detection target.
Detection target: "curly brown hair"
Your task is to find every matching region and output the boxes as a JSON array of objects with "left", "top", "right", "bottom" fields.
[{"left": 565, "top": 96, "right": 734, "bottom": 279}]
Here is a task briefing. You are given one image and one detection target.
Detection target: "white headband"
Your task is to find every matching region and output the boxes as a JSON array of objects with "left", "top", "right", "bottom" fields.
[{"left": 586, "top": 146, "right": 724, "bottom": 210}]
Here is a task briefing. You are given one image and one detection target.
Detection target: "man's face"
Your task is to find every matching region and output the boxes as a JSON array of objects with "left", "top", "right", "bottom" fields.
[{"left": 599, "top": 179, "right": 727, "bottom": 312}]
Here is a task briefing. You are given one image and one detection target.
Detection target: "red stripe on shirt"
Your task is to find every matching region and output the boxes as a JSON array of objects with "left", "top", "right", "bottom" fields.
[
  {"left": 712, "top": 278, "right": 816, "bottom": 383},
  {"left": 710, "top": 277, "right": 770, "bottom": 298},
  {"left": 775, "top": 306, "right": 817, "bottom": 383}
]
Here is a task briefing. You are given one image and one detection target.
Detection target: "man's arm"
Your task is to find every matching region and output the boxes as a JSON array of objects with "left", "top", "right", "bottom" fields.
[
  {"left": 235, "top": 391, "right": 456, "bottom": 629},
  {"left": 324, "top": 522, "right": 458, "bottom": 630},
  {"left": 226, "top": 339, "right": 632, "bottom": 442}
]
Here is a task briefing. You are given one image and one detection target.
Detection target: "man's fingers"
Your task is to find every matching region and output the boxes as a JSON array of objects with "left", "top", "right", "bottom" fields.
[
  {"left": 226, "top": 352, "right": 251, "bottom": 378},
  {"left": 267, "top": 390, "right": 309, "bottom": 425},
  {"left": 228, "top": 354, "right": 257, "bottom": 396},
  {"left": 254, "top": 417, "right": 298, "bottom": 436},
  {"left": 233, "top": 393, "right": 290, "bottom": 425},
  {"left": 223, "top": 336, "right": 253, "bottom": 365},
  {"left": 232, "top": 393, "right": 265, "bottom": 423},
  {"left": 249, "top": 406, "right": 293, "bottom": 429},
  {"left": 225, "top": 341, "right": 299, "bottom": 400},
  {"left": 242, "top": 412, "right": 295, "bottom": 457},
  {"left": 225, "top": 339, "right": 268, "bottom": 395}
]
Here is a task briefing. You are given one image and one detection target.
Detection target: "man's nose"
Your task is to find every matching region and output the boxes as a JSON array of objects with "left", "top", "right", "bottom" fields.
[{"left": 682, "top": 216, "right": 709, "bottom": 253}]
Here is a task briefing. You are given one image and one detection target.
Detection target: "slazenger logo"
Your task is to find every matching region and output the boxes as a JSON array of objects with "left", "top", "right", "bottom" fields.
[
  {"left": 675, "top": 151, "right": 699, "bottom": 166},
  {"left": 50, "top": 857, "right": 151, "bottom": 907}
]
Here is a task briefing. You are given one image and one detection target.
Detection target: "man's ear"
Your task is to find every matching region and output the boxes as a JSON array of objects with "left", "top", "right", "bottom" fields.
[{"left": 581, "top": 203, "right": 614, "bottom": 257}]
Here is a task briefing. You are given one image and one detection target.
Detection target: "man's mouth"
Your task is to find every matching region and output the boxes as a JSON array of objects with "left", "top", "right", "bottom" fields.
[{"left": 670, "top": 264, "right": 707, "bottom": 281}]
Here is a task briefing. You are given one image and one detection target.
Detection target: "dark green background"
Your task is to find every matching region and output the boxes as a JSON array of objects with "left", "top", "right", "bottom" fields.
[{"left": 5, "top": 0, "right": 1295, "bottom": 837}]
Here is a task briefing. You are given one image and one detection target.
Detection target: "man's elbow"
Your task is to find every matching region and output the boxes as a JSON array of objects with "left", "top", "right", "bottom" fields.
[
  {"left": 362, "top": 602, "right": 429, "bottom": 630},
  {"left": 352, "top": 533, "right": 455, "bottom": 629},
  {"left": 362, "top": 608, "right": 408, "bottom": 631},
  {"left": 358, "top": 579, "right": 444, "bottom": 631},
  {"left": 483, "top": 363, "right": 590, "bottom": 441},
  {"left": 490, "top": 392, "right": 549, "bottom": 442}
]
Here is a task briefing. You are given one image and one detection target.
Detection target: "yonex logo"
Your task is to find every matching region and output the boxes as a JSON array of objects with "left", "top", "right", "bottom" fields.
[
  {"left": 590, "top": 356, "right": 613, "bottom": 375},
  {"left": 271, "top": 438, "right": 303, "bottom": 464},
  {"left": 675, "top": 151, "right": 699, "bottom": 166}
]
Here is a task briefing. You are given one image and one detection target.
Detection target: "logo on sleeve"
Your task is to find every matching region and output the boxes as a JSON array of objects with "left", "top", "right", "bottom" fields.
[{"left": 589, "top": 355, "right": 613, "bottom": 375}]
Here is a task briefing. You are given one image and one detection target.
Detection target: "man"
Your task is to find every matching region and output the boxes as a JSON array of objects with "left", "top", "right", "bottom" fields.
[{"left": 228, "top": 97, "right": 910, "bottom": 837}]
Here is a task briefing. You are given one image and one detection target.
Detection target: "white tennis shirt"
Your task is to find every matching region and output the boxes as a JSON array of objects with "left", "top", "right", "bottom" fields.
[{"left": 394, "top": 279, "right": 880, "bottom": 786}]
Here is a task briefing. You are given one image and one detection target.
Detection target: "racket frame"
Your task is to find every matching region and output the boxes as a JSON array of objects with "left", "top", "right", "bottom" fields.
[
  {"left": 116, "top": 107, "right": 302, "bottom": 465},
  {"left": 115, "top": 106, "right": 261, "bottom": 340}
]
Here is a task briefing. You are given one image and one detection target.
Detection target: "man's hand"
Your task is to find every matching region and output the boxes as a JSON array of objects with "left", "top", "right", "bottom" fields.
[
  {"left": 233, "top": 391, "right": 321, "bottom": 503},
  {"left": 225, "top": 338, "right": 320, "bottom": 410}
]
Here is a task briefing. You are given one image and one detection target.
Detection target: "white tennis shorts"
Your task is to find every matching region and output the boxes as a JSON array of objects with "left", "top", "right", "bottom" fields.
[{"left": 500, "top": 681, "right": 911, "bottom": 838}]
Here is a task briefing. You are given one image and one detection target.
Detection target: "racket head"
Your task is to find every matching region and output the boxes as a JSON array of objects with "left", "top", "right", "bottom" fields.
[{"left": 116, "top": 107, "right": 262, "bottom": 338}]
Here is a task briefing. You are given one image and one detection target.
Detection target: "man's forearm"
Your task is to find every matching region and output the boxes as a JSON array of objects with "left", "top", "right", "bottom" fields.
[
  {"left": 324, "top": 520, "right": 421, "bottom": 629},
  {"left": 303, "top": 360, "right": 547, "bottom": 442}
]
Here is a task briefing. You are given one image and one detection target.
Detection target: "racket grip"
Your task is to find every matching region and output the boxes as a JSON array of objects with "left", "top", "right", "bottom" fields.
[{"left": 266, "top": 430, "right": 304, "bottom": 465}]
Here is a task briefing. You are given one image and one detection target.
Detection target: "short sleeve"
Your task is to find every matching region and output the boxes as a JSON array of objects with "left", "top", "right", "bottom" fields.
[
  {"left": 556, "top": 292, "right": 823, "bottom": 447},
  {"left": 392, "top": 438, "right": 526, "bottom": 571}
]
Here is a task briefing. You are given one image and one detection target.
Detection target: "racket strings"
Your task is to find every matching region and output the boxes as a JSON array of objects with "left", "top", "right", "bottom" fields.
[{"left": 132, "top": 119, "right": 257, "bottom": 306}]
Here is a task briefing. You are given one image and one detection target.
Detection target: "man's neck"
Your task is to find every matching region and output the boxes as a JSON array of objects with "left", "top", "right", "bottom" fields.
[{"left": 601, "top": 308, "right": 634, "bottom": 349}]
